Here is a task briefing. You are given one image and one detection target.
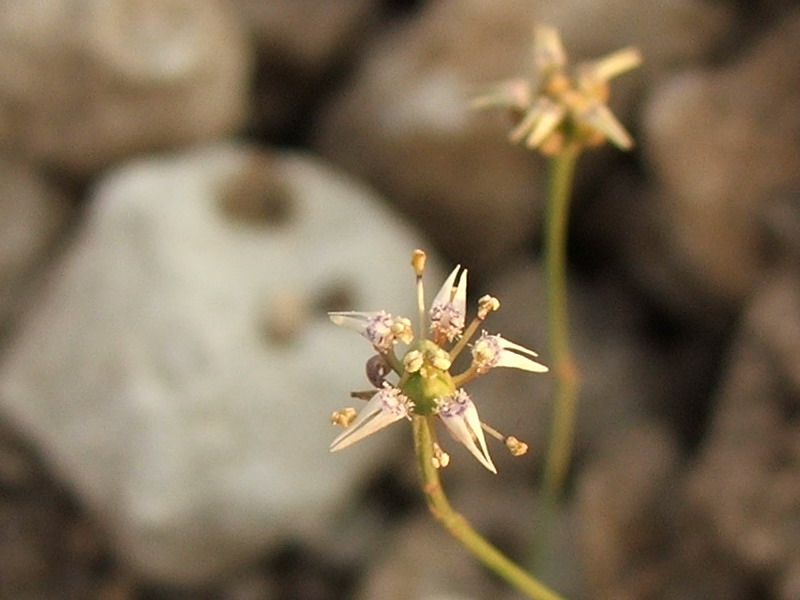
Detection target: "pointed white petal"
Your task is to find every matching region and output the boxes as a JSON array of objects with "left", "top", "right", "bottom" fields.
[
  {"left": 526, "top": 102, "right": 567, "bottom": 149},
  {"left": 329, "top": 311, "right": 408, "bottom": 351},
  {"left": 509, "top": 97, "right": 550, "bottom": 143},
  {"left": 431, "top": 265, "right": 461, "bottom": 309},
  {"left": 330, "top": 388, "right": 409, "bottom": 451},
  {"left": 497, "top": 337, "right": 540, "bottom": 357},
  {"left": 438, "top": 392, "right": 496, "bottom": 473},
  {"left": 533, "top": 24, "right": 567, "bottom": 72},
  {"left": 471, "top": 79, "right": 531, "bottom": 112},
  {"left": 495, "top": 338, "right": 549, "bottom": 373},
  {"left": 584, "top": 47, "right": 642, "bottom": 83},
  {"left": 579, "top": 102, "right": 634, "bottom": 150},
  {"left": 429, "top": 266, "right": 467, "bottom": 341},
  {"left": 495, "top": 351, "right": 549, "bottom": 373},
  {"left": 328, "top": 311, "right": 372, "bottom": 332},
  {"left": 453, "top": 268, "right": 468, "bottom": 317}
]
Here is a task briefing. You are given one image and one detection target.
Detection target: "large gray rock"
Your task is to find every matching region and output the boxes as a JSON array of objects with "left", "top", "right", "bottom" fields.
[
  {"left": 0, "top": 144, "right": 439, "bottom": 583},
  {"left": 0, "top": 0, "right": 250, "bottom": 175}
]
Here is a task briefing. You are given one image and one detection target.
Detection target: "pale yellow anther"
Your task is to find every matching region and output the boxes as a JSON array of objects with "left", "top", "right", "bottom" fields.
[
  {"left": 331, "top": 407, "right": 358, "bottom": 428},
  {"left": 411, "top": 249, "right": 427, "bottom": 277},
  {"left": 391, "top": 317, "right": 414, "bottom": 344},
  {"left": 403, "top": 350, "right": 424, "bottom": 373},
  {"left": 477, "top": 295, "right": 501, "bottom": 319},
  {"left": 429, "top": 347, "right": 452, "bottom": 371},
  {"left": 432, "top": 443, "right": 450, "bottom": 469},
  {"left": 505, "top": 436, "right": 529, "bottom": 457}
]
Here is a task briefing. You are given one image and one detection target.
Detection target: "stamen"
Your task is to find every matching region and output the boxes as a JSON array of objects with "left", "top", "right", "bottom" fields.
[
  {"left": 412, "top": 250, "right": 427, "bottom": 338},
  {"left": 480, "top": 423, "right": 529, "bottom": 456},
  {"left": 331, "top": 407, "right": 357, "bottom": 427},
  {"left": 480, "top": 421, "right": 506, "bottom": 442},
  {"left": 451, "top": 365, "right": 479, "bottom": 388},
  {"left": 403, "top": 350, "right": 424, "bottom": 373},
  {"left": 450, "top": 296, "right": 499, "bottom": 360},
  {"left": 505, "top": 436, "right": 529, "bottom": 457},
  {"left": 477, "top": 295, "right": 500, "bottom": 319},
  {"left": 432, "top": 443, "right": 450, "bottom": 469}
]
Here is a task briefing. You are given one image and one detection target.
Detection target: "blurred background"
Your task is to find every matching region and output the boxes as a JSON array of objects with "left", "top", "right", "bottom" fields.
[{"left": 0, "top": 1, "right": 798, "bottom": 599}]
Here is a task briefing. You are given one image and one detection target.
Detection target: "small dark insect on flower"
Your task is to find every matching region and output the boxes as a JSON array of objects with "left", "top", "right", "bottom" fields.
[{"left": 366, "top": 354, "right": 391, "bottom": 388}]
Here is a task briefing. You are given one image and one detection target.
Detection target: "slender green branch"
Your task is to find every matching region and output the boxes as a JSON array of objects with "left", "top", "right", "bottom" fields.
[
  {"left": 541, "top": 144, "right": 581, "bottom": 500},
  {"left": 412, "top": 416, "right": 566, "bottom": 600},
  {"left": 533, "top": 145, "right": 581, "bottom": 570}
]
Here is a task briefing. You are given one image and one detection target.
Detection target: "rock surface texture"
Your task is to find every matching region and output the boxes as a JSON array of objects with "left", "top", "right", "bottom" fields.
[{"left": 0, "top": 0, "right": 250, "bottom": 175}]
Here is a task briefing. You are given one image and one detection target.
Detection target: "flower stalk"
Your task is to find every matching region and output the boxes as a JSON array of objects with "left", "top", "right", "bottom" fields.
[
  {"left": 531, "top": 142, "right": 581, "bottom": 570},
  {"left": 542, "top": 144, "right": 581, "bottom": 502},
  {"left": 413, "top": 415, "right": 566, "bottom": 600}
]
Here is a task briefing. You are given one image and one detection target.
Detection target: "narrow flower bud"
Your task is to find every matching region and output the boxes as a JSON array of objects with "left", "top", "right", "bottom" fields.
[{"left": 411, "top": 249, "right": 427, "bottom": 276}]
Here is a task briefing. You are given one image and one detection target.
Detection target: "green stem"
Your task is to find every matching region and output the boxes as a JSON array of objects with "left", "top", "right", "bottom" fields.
[
  {"left": 535, "top": 145, "right": 581, "bottom": 564},
  {"left": 542, "top": 145, "right": 581, "bottom": 499},
  {"left": 412, "top": 416, "right": 566, "bottom": 600}
]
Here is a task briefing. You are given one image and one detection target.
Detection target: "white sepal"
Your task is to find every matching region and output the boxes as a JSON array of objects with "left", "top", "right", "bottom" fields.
[
  {"left": 437, "top": 390, "right": 496, "bottom": 474},
  {"left": 330, "top": 386, "right": 410, "bottom": 452}
]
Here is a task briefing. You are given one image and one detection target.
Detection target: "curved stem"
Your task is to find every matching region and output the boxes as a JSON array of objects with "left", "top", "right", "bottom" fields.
[
  {"left": 542, "top": 145, "right": 581, "bottom": 498},
  {"left": 412, "top": 416, "right": 566, "bottom": 600},
  {"left": 534, "top": 145, "right": 581, "bottom": 566}
]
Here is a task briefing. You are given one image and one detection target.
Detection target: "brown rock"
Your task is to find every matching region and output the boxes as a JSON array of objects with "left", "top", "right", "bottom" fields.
[
  {"left": 231, "top": 0, "right": 376, "bottom": 137},
  {"left": 0, "top": 0, "right": 250, "bottom": 175},
  {"left": 315, "top": 0, "right": 543, "bottom": 273},
  {"left": 576, "top": 421, "right": 680, "bottom": 600},
  {"left": 641, "top": 13, "right": 800, "bottom": 308},
  {"left": 0, "top": 158, "right": 69, "bottom": 327},
  {"left": 685, "top": 268, "right": 800, "bottom": 600}
]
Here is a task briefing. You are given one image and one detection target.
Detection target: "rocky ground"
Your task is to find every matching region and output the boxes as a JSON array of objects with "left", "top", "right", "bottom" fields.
[{"left": 0, "top": 1, "right": 798, "bottom": 599}]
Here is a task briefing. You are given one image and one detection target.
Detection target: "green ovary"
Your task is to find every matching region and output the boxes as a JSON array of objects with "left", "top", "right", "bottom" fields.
[
  {"left": 402, "top": 370, "right": 455, "bottom": 415},
  {"left": 400, "top": 341, "right": 455, "bottom": 415}
]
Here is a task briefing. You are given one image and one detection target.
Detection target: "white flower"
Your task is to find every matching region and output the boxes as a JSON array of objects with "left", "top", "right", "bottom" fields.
[
  {"left": 330, "top": 385, "right": 412, "bottom": 451},
  {"left": 328, "top": 250, "right": 549, "bottom": 473},
  {"left": 471, "top": 332, "right": 549, "bottom": 375},
  {"left": 329, "top": 311, "right": 412, "bottom": 351},
  {"left": 472, "top": 24, "right": 641, "bottom": 154},
  {"left": 437, "top": 390, "right": 496, "bottom": 474},
  {"left": 429, "top": 265, "right": 467, "bottom": 342}
]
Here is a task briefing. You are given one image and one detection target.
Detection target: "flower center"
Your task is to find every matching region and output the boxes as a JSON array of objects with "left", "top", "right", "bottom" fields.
[{"left": 400, "top": 340, "right": 455, "bottom": 415}]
